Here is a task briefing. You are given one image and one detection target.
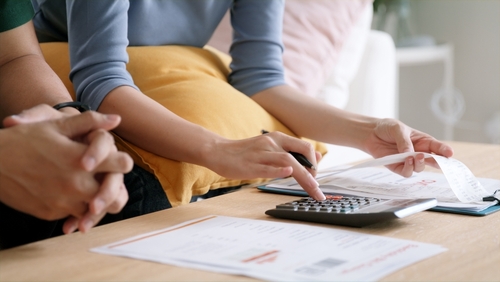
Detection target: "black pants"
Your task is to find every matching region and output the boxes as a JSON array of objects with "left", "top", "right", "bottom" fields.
[
  {"left": 0, "top": 165, "right": 170, "bottom": 249},
  {"left": 0, "top": 203, "right": 64, "bottom": 250}
]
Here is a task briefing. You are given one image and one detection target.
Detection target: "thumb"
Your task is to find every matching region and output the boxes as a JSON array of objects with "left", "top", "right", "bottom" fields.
[
  {"left": 392, "top": 123, "right": 415, "bottom": 153},
  {"left": 56, "top": 111, "right": 121, "bottom": 139},
  {"left": 397, "top": 136, "right": 415, "bottom": 153},
  {"left": 3, "top": 104, "right": 65, "bottom": 127}
]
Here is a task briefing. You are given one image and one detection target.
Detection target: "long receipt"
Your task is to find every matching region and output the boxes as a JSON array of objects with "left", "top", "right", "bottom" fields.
[{"left": 319, "top": 152, "right": 490, "bottom": 203}]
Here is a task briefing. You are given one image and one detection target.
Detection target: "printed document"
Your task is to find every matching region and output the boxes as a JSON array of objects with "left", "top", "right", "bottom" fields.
[
  {"left": 92, "top": 215, "right": 446, "bottom": 281},
  {"left": 265, "top": 152, "right": 500, "bottom": 211}
]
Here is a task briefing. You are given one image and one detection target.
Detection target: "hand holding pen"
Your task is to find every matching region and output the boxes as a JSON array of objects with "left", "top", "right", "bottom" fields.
[
  {"left": 261, "top": 130, "right": 316, "bottom": 170},
  {"left": 198, "top": 129, "right": 325, "bottom": 201},
  {"left": 261, "top": 130, "right": 325, "bottom": 200}
]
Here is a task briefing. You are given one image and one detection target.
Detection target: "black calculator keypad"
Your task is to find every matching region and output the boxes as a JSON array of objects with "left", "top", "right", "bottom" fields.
[
  {"left": 265, "top": 194, "right": 437, "bottom": 227},
  {"left": 276, "top": 195, "right": 386, "bottom": 214}
]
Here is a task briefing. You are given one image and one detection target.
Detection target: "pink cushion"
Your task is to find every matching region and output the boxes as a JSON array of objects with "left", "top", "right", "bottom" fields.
[{"left": 208, "top": 0, "right": 371, "bottom": 97}]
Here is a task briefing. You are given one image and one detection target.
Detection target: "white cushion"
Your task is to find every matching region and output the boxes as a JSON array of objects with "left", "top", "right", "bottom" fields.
[{"left": 316, "top": 3, "right": 372, "bottom": 108}]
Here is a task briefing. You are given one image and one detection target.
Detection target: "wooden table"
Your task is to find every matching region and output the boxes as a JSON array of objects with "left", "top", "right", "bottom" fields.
[{"left": 1, "top": 141, "right": 499, "bottom": 281}]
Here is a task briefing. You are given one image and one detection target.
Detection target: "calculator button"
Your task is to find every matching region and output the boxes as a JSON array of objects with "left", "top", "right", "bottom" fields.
[
  {"left": 276, "top": 204, "right": 297, "bottom": 210},
  {"left": 312, "top": 206, "right": 321, "bottom": 212},
  {"left": 320, "top": 207, "right": 333, "bottom": 212}
]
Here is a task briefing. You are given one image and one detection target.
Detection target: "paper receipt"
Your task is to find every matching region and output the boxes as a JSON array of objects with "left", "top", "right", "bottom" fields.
[{"left": 321, "top": 152, "right": 490, "bottom": 203}]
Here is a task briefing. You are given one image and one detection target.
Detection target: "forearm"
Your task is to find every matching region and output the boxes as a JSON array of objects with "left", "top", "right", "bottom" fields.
[
  {"left": 98, "top": 86, "right": 223, "bottom": 166},
  {"left": 0, "top": 21, "right": 73, "bottom": 120},
  {"left": 251, "top": 84, "right": 379, "bottom": 150},
  {"left": 0, "top": 55, "right": 73, "bottom": 119}
]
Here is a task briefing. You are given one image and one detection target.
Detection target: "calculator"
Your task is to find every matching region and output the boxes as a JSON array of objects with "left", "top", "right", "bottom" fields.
[{"left": 265, "top": 194, "right": 437, "bottom": 227}]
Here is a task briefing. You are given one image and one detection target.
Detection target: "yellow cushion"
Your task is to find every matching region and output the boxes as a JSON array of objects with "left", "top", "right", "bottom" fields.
[{"left": 40, "top": 43, "right": 327, "bottom": 206}]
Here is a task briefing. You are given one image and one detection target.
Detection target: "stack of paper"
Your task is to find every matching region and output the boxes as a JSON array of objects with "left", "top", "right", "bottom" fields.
[
  {"left": 262, "top": 152, "right": 500, "bottom": 214},
  {"left": 266, "top": 168, "right": 498, "bottom": 212}
]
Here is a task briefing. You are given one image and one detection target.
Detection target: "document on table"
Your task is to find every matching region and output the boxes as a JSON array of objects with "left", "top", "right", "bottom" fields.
[
  {"left": 262, "top": 152, "right": 500, "bottom": 212},
  {"left": 92, "top": 215, "right": 446, "bottom": 282}
]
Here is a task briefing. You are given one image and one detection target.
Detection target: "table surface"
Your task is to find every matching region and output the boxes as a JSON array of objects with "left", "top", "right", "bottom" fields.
[{"left": 1, "top": 141, "right": 499, "bottom": 281}]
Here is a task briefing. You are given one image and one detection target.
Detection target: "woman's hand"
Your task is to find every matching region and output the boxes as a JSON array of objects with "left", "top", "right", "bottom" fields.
[
  {"left": 364, "top": 118, "right": 454, "bottom": 177},
  {"left": 205, "top": 131, "right": 325, "bottom": 201}
]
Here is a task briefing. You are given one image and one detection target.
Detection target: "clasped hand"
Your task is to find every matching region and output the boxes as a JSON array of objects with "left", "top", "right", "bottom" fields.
[{"left": 0, "top": 105, "right": 133, "bottom": 234}]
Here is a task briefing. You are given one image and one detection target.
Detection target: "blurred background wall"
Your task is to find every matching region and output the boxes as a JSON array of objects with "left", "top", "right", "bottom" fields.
[{"left": 375, "top": 0, "right": 500, "bottom": 144}]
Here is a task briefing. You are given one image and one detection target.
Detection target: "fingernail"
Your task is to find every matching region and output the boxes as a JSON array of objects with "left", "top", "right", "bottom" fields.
[
  {"left": 308, "top": 174, "right": 325, "bottom": 200},
  {"left": 105, "top": 114, "right": 120, "bottom": 122},
  {"left": 67, "top": 222, "right": 78, "bottom": 234},
  {"left": 418, "top": 156, "right": 425, "bottom": 164},
  {"left": 313, "top": 189, "right": 326, "bottom": 201},
  {"left": 82, "top": 156, "right": 96, "bottom": 171},
  {"left": 93, "top": 199, "right": 105, "bottom": 214},
  {"left": 81, "top": 218, "right": 93, "bottom": 233}
]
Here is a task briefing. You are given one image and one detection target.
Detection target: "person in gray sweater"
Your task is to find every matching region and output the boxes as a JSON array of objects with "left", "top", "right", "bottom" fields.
[{"left": 32, "top": 0, "right": 453, "bottom": 208}]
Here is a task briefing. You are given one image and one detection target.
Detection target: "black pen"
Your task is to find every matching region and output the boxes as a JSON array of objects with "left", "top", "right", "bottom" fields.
[{"left": 261, "top": 130, "right": 316, "bottom": 170}]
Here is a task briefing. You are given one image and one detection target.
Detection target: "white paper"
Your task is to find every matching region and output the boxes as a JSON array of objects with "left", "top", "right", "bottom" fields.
[
  {"left": 92, "top": 215, "right": 446, "bottom": 281},
  {"left": 320, "top": 152, "right": 491, "bottom": 202},
  {"left": 269, "top": 168, "right": 498, "bottom": 211},
  {"left": 266, "top": 152, "right": 499, "bottom": 210}
]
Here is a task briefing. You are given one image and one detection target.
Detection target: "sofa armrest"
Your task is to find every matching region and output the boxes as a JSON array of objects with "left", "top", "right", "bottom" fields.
[{"left": 346, "top": 30, "right": 398, "bottom": 119}]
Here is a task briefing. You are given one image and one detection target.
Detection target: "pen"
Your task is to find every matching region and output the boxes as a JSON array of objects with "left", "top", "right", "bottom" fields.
[{"left": 261, "top": 130, "right": 316, "bottom": 170}]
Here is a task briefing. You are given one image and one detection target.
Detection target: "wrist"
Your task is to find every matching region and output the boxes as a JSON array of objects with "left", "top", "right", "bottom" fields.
[
  {"left": 338, "top": 115, "right": 378, "bottom": 150},
  {"left": 53, "top": 101, "right": 91, "bottom": 113},
  {"left": 197, "top": 132, "right": 227, "bottom": 169},
  {"left": 57, "top": 107, "right": 81, "bottom": 116}
]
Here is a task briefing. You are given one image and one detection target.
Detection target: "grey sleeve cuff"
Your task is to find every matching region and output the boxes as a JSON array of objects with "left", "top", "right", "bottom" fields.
[
  {"left": 227, "top": 0, "right": 286, "bottom": 96},
  {"left": 228, "top": 41, "right": 286, "bottom": 96},
  {"left": 72, "top": 61, "right": 139, "bottom": 111}
]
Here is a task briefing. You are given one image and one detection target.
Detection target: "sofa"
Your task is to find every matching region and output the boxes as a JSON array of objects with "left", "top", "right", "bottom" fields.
[{"left": 208, "top": 0, "right": 398, "bottom": 170}]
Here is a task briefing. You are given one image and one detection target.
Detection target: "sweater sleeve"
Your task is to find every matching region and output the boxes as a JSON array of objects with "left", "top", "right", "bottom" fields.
[
  {"left": 0, "top": 0, "right": 34, "bottom": 32},
  {"left": 66, "top": 0, "right": 138, "bottom": 110},
  {"left": 228, "top": 0, "right": 286, "bottom": 96}
]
